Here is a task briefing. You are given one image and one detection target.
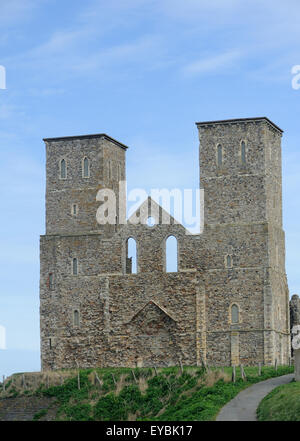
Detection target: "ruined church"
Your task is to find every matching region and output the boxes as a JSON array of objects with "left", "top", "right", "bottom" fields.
[{"left": 40, "top": 117, "right": 290, "bottom": 369}]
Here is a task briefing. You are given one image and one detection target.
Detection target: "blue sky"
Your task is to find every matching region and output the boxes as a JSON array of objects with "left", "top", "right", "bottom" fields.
[{"left": 1, "top": 0, "right": 300, "bottom": 376}]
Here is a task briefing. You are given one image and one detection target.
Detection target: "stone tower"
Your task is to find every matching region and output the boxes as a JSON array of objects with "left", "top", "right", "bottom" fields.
[
  {"left": 40, "top": 117, "right": 290, "bottom": 370},
  {"left": 196, "top": 117, "right": 290, "bottom": 365},
  {"left": 44, "top": 133, "right": 127, "bottom": 236}
]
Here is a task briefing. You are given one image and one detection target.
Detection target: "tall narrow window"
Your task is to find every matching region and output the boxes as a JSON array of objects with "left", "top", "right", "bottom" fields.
[
  {"left": 83, "top": 157, "right": 89, "bottom": 178},
  {"left": 72, "top": 258, "right": 78, "bottom": 275},
  {"left": 226, "top": 255, "right": 232, "bottom": 268},
  {"left": 60, "top": 159, "right": 66, "bottom": 179},
  {"left": 166, "top": 235, "right": 178, "bottom": 272},
  {"left": 217, "top": 144, "right": 223, "bottom": 166},
  {"left": 72, "top": 204, "right": 78, "bottom": 216},
  {"left": 241, "top": 141, "right": 246, "bottom": 164},
  {"left": 231, "top": 304, "right": 239, "bottom": 324},
  {"left": 73, "top": 310, "right": 79, "bottom": 326},
  {"left": 49, "top": 273, "right": 54, "bottom": 289},
  {"left": 126, "top": 238, "right": 137, "bottom": 274}
]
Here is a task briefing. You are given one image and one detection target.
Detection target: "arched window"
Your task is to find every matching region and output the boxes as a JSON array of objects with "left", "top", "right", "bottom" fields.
[
  {"left": 73, "top": 310, "right": 80, "bottom": 326},
  {"left": 231, "top": 304, "right": 239, "bottom": 324},
  {"left": 72, "top": 258, "right": 78, "bottom": 275},
  {"left": 72, "top": 204, "right": 78, "bottom": 216},
  {"left": 49, "top": 273, "right": 54, "bottom": 289},
  {"left": 83, "top": 157, "right": 89, "bottom": 178},
  {"left": 166, "top": 235, "right": 178, "bottom": 272},
  {"left": 217, "top": 144, "right": 223, "bottom": 166},
  {"left": 241, "top": 141, "right": 246, "bottom": 164},
  {"left": 126, "top": 238, "right": 137, "bottom": 274},
  {"left": 60, "top": 159, "right": 66, "bottom": 179},
  {"left": 226, "top": 254, "right": 232, "bottom": 268}
]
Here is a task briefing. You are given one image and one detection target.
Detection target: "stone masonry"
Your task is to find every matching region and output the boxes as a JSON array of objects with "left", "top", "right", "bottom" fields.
[
  {"left": 290, "top": 294, "right": 300, "bottom": 329},
  {"left": 40, "top": 117, "right": 291, "bottom": 370},
  {"left": 290, "top": 294, "right": 300, "bottom": 357}
]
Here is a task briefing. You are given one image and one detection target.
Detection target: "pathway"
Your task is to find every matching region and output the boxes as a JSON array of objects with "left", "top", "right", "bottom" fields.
[
  {"left": 0, "top": 396, "right": 57, "bottom": 421},
  {"left": 216, "top": 373, "right": 294, "bottom": 421}
]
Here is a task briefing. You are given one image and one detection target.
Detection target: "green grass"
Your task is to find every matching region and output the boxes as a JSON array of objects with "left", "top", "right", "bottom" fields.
[
  {"left": 30, "top": 365, "right": 293, "bottom": 421},
  {"left": 257, "top": 380, "right": 300, "bottom": 421},
  {"left": 33, "top": 409, "right": 48, "bottom": 421}
]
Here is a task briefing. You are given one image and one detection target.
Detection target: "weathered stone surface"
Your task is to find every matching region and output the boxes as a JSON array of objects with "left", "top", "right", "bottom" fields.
[
  {"left": 40, "top": 118, "right": 291, "bottom": 370},
  {"left": 295, "top": 350, "right": 300, "bottom": 381},
  {"left": 290, "top": 294, "right": 300, "bottom": 328}
]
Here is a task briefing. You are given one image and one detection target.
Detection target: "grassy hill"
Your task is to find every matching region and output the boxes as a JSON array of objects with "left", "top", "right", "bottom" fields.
[
  {"left": 0, "top": 365, "right": 294, "bottom": 421},
  {"left": 257, "top": 380, "right": 300, "bottom": 421}
]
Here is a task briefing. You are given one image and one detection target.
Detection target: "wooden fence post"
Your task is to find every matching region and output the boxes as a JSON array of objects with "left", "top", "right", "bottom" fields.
[
  {"left": 201, "top": 358, "right": 207, "bottom": 371},
  {"left": 95, "top": 372, "right": 101, "bottom": 387},
  {"left": 275, "top": 359, "right": 278, "bottom": 371},
  {"left": 232, "top": 366, "right": 236, "bottom": 383},
  {"left": 154, "top": 366, "right": 158, "bottom": 376},
  {"left": 131, "top": 370, "right": 137, "bottom": 383},
  {"left": 77, "top": 371, "right": 80, "bottom": 390},
  {"left": 240, "top": 365, "right": 246, "bottom": 381},
  {"left": 258, "top": 362, "right": 262, "bottom": 376},
  {"left": 179, "top": 359, "right": 183, "bottom": 374},
  {"left": 75, "top": 360, "right": 80, "bottom": 390}
]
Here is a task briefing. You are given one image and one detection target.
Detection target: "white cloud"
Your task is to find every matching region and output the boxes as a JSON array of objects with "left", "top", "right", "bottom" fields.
[
  {"left": 159, "top": 0, "right": 300, "bottom": 53},
  {"left": 27, "top": 87, "right": 65, "bottom": 96},
  {"left": 0, "top": 0, "right": 42, "bottom": 26},
  {"left": 182, "top": 50, "right": 241, "bottom": 76},
  {"left": 28, "top": 28, "right": 94, "bottom": 56},
  {"left": 160, "top": 0, "right": 241, "bottom": 21},
  {"left": 5, "top": 26, "right": 166, "bottom": 80},
  {"left": 70, "top": 34, "right": 164, "bottom": 73}
]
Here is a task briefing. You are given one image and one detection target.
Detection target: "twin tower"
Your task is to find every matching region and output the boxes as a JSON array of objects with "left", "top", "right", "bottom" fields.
[{"left": 40, "top": 117, "right": 290, "bottom": 370}]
